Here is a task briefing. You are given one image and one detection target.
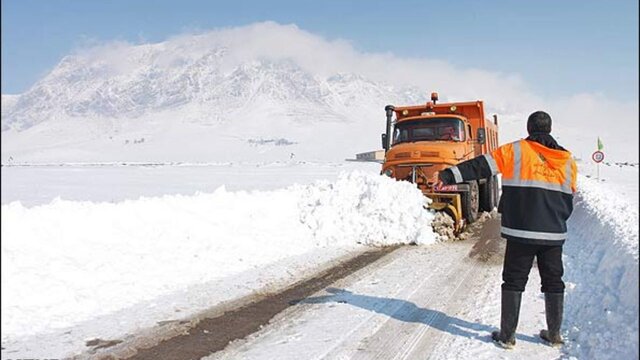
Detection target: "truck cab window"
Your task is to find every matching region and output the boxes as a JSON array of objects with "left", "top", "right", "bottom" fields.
[
  {"left": 393, "top": 117, "right": 466, "bottom": 144},
  {"left": 393, "top": 128, "right": 409, "bottom": 143}
]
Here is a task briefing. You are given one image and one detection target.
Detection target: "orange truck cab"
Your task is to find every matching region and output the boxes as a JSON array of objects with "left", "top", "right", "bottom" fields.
[{"left": 381, "top": 92, "right": 499, "bottom": 231}]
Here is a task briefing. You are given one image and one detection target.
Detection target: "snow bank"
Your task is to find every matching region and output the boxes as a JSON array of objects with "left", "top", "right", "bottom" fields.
[
  {"left": 1, "top": 171, "right": 437, "bottom": 340},
  {"left": 563, "top": 175, "right": 639, "bottom": 359},
  {"left": 298, "top": 172, "right": 436, "bottom": 247}
]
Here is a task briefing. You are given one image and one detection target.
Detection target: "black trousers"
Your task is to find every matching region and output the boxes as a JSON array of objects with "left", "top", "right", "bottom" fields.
[{"left": 501, "top": 240, "right": 565, "bottom": 293}]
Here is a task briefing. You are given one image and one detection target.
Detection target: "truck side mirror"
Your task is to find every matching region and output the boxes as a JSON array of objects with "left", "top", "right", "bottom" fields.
[
  {"left": 381, "top": 133, "right": 388, "bottom": 150},
  {"left": 477, "top": 128, "right": 486, "bottom": 145}
]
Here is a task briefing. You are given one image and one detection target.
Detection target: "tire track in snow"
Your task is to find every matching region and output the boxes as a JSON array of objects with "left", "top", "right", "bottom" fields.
[
  {"left": 396, "top": 256, "right": 484, "bottom": 360},
  {"left": 314, "top": 263, "right": 445, "bottom": 360},
  {"left": 318, "top": 215, "right": 500, "bottom": 359},
  {"left": 331, "top": 246, "right": 466, "bottom": 360},
  {"left": 400, "top": 219, "right": 504, "bottom": 359},
  {"left": 347, "top": 232, "right": 490, "bottom": 360}
]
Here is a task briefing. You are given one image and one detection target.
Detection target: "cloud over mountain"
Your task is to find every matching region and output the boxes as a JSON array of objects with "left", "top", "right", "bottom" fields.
[{"left": 1, "top": 22, "right": 637, "bottom": 162}]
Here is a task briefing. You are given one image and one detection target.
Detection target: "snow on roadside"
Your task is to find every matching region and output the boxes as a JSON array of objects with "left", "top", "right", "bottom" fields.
[
  {"left": 0, "top": 171, "right": 437, "bottom": 342},
  {"left": 563, "top": 174, "right": 639, "bottom": 359}
]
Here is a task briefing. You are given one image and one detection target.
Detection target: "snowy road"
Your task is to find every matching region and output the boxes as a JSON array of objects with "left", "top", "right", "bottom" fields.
[{"left": 203, "top": 215, "right": 562, "bottom": 360}]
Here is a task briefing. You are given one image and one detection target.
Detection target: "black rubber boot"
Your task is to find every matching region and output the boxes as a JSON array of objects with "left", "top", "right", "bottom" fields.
[
  {"left": 491, "top": 290, "right": 522, "bottom": 349},
  {"left": 540, "top": 292, "right": 564, "bottom": 346}
]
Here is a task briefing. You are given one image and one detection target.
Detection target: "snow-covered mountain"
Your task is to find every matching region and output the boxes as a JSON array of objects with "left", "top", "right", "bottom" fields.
[
  {"left": 4, "top": 53, "right": 416, "bottom": 129},
  {"left": 1, "top": 32, "right": 427, "bottom": 163},
  {"left": 1, "top": 95, "right": 20, "bottom": 127},
  {"left": 3, "top": 22, "right": 636, "bottom": 163}
]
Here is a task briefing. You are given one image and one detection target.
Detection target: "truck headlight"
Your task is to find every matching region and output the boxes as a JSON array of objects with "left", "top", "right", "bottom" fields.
[{"left": 384, "top": 168, "right": 393, "bottom": 177}]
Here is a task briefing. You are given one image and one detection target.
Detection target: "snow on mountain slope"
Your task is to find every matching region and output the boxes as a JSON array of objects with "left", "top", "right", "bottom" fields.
[
  {"left": 0, "top": 30, "right": 423, "bottom": 163},
  {"left": 1, "top": 94, "right": 20, "bottom": 130},
  {"left": 2, "top": 22, "right": 637, "bottom": 163}
]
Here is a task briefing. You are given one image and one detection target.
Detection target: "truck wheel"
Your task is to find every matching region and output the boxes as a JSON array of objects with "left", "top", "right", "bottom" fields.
[
  {"left": 480, "top": 176, "right": 497, "bottom": 212},
  {"left": 462, "top": 180, "right": 479, "bottom": 223}
]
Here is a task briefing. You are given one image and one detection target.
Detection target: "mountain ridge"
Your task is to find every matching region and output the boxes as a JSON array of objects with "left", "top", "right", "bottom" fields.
[
  {"left": 2, "top": 47, "right": 425, "bottom": 131},
  {"left": 0, "top": 28, "right": 428, "bottom": 163}
]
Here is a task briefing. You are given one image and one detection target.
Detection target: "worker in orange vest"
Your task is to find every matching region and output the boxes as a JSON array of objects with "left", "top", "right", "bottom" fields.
[{"left": 436, "top": 111, "right": 577, "bottom": 349}]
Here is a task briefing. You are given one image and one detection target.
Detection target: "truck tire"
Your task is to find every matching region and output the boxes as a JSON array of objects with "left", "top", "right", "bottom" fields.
[
  {"left": 480, "top": 175, "right": 498, "bottom": 212},
  {"left": 462, "top": 180, "right": 479, "bottom": 223}
]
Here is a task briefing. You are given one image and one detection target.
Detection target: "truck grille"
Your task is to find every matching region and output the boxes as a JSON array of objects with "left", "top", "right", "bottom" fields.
[{"left": 395, "top": 152, "right": 411, "bottom": 159}]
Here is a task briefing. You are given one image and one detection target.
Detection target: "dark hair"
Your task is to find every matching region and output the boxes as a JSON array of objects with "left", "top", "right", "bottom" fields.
[{"left": 527, "top": 111, "right": 552, "bottom": 134}]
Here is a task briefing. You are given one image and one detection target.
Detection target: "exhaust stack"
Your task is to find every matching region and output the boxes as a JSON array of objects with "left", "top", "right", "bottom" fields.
[{"left": 384, "top": 105, "right": 395, "bottom": 152}]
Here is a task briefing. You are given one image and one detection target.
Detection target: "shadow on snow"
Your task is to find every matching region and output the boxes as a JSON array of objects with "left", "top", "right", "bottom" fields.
[{"left": 295, "top": 287, "right": 540, "bottom": 345}]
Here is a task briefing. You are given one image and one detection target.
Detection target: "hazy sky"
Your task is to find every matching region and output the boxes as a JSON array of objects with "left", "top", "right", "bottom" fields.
[{"left": 1, "top": 0, "right": 638, "bottom": 100}]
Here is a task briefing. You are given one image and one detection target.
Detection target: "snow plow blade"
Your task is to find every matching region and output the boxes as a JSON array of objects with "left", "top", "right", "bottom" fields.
[{"left": 425, "top": 192, "right": 464, "bottom": 234}]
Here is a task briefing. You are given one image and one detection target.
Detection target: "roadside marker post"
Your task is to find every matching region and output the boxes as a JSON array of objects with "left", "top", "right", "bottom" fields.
[{"left": 592, "top": 150, "right": 604, "bottom": 181}]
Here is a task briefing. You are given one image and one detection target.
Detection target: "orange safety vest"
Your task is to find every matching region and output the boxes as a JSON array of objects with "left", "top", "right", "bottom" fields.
[
  {"left": 488, "top": 140, "right": 577, "bottom": 194},
  {"left": 486, "top": 140, "right": 577, "bottom": 243}
]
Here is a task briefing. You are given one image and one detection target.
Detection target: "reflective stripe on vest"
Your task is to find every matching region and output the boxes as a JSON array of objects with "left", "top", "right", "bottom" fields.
[
  {"left": 501, "top": 226, "right": 567, "bottom": 241},
  {"left": 564, "top": 159, "right": 573, "bottom": 190},
  {"left": 483, "top": 154, "right": 499, "bottom": 175},
  {"left": 450, "top": 166, "right": 463, "bottom": 183},
  {"left": 512, "top": 140, "right": 522, "bottom": 181},
  {"left": 502, "top": 179, "right": 573, "bottom": 194}
]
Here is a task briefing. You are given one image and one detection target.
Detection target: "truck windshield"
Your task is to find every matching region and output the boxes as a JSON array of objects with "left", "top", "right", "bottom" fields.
[{"left": 393, "top": 118, "right": 466, "bottom": 144}]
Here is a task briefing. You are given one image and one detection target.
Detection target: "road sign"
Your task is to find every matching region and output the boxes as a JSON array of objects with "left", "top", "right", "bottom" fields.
[{"left": 592, "top": 151, "right": 605, "bottom": 163}]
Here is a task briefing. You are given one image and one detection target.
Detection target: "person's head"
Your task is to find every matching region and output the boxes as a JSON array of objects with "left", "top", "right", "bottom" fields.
[{"left": 527, "top": 111, "right": 552, "bottom": 134}]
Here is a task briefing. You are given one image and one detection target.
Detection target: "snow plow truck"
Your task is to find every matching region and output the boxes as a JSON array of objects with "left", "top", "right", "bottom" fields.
[{"left": 381, "top": 92, "right": 499, "bottom": 232}]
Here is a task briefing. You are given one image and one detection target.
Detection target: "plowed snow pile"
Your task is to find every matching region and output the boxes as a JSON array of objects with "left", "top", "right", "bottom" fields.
[
  {"left": 563, "top": 174, "right": 639, "bottom": 359},
  {"left": 1, "top": 171, "right": 437, "bottom": 340}
]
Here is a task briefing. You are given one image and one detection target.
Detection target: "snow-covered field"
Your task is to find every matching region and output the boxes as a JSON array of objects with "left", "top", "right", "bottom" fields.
[{"left": 0, "top": 162, "right": 380, "bottom": 206}]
